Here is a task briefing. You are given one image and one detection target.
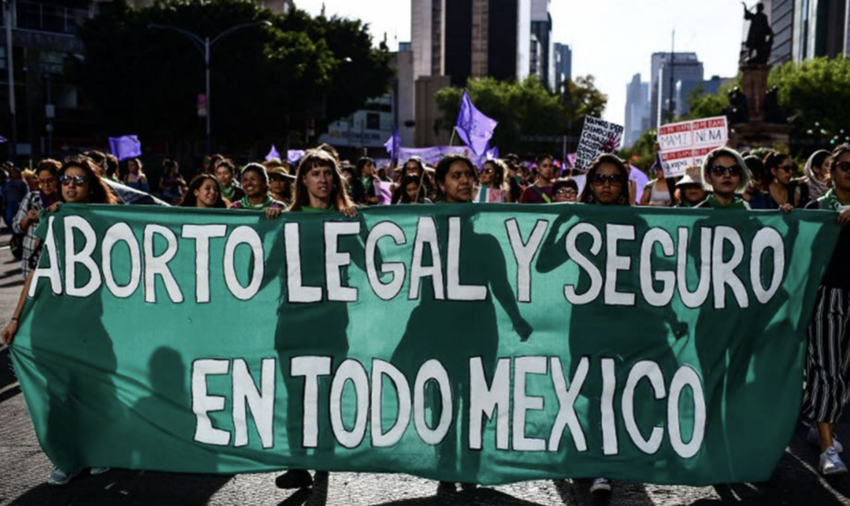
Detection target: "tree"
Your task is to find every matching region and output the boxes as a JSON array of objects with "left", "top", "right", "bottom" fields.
[
  {"left": 433, "top": 76, "right": 606, "bottom": 155},
  {"left": 68, "top": 0, "right": 393, "bottom": 152},
  {"left": 769, "top": 56, "right": 850, "bottom": 148},
  {"left": 618, "top": 128, "right": 657, "bottom": 170}
]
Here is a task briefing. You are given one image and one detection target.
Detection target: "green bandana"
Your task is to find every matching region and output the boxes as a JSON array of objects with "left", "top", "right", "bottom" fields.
[
  {"left": 819, "top": 189, "right": 850, "bottom": 211},
  {"left": 705, "top": 194, "right": 749, "bottom": 210},
  {"left": 239, "top": 195, "right": 274, "bottom": 210}
]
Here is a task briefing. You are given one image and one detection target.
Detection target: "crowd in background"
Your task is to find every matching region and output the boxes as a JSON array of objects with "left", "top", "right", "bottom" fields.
[{"left": 1, "top": 141, "right": 849, "bottom": 494}]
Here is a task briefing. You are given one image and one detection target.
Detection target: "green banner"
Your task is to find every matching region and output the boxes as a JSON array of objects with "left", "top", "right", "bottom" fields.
[{"left": 10, "top": 203, "right": 840, "bottom": 485}]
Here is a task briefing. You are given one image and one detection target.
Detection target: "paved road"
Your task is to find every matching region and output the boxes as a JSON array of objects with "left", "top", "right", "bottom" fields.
[{"left": 0, "top": 242, "right": 849, "bottom": 506}]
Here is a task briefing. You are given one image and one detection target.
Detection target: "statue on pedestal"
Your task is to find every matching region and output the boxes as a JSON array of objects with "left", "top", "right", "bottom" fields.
[{"left": 742, "top": 2, "right": 774, "bottom": 65}]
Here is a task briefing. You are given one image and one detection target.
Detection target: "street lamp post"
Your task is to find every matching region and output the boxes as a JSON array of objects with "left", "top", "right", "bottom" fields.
[{"left": 148, "top": 20, "right": 271, "bottom": 154}]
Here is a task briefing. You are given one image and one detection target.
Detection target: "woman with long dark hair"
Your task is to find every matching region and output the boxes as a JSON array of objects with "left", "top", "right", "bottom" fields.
[
  {"left": 749, "top": 152, "right": 800, "bottom": 209},
  {"left": 178, "top": 174, "right": 226, "bottom": 208},
  {"left": 2, "top": 156, "right": 117, "bottom": 486},
  {"left": 578, "top": 154, "right": 631, "bottom": 205}
]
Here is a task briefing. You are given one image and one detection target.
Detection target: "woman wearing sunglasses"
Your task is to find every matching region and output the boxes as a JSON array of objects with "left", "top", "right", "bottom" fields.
[
  {"left": 575, "top": 153, "right": 631, "bottom": 497},
  {"left": 578, "top": 154, "right": 631, "bottom": 206},
  {"left": 2, "top": 156, "right": 117, "bottom": 486},
  {"left": 477, "top": 159, "right": 513, "bottom": 202},
  {"left": 694, "top": 148, "right": 753, "bottom": 210},
  {"left": 802, "top": 143, "right": 850, "bottom": 476},
  {"left": 749, "top": 152, "right": 801, "bottom": 210}
]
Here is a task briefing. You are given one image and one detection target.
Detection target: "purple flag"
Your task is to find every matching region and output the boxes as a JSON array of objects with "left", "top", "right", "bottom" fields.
[
  {"left": 287, "top": 150, "right": 305, "bottom": 165},
  {"left": 375, "top": 181, "right": 393, "bottom": 205},
  {"left": 485, "top": 145, "right": 499, "bottom": 161},
  {"left": 384, "top": 126, "right": 401, "bottom": 161},
  {"left": 108, "top": 135, "right": 142, "bottom": 161},
  {"left": 0, "top": 136, "right": 6, "bottom": 143},
  {"left": 455, "top": 91, "right": 498, "bottom": 156},
  {"left": 265, "top": 144, "right": 281, "bottom": 161}
]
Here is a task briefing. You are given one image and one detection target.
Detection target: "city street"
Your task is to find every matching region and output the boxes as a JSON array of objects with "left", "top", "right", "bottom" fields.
[{"left": 0, "top": 242, "right": 849, "bottom": 506}]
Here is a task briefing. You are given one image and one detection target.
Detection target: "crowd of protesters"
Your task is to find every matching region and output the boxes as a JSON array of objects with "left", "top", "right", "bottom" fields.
[{"left": 1, "top": 142, "right": 850, "bottom": 496}]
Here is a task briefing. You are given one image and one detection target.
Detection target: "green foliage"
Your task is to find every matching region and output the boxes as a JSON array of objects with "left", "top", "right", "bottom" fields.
[
  {"left": 684, "top": 78, "right": 739, "bottom": 121},
  {"left": 68, "top": 0, "right": 393, "bottom": 152},
  {"left": 769, "top": 56, "right": 850, "bottom": 146},
  {"left": 618, "top": 128, "right": 657, "bottom": 169},
  {"left": 434, "top": 76, "right": 606, "bottom": 154}
]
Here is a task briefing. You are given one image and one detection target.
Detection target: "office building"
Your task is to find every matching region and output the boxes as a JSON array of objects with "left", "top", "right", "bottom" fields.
[
  {"left": 650, "top": 52, "right": 704, "bottom": 127},
  {"left": 554, "top": 43, "right": 571, "bottom": 93},
  {"left": 530, "top": 0, "right": 553, "bottom": 88},
  {"left": 624, "top": 74, "right": 650, "bottom": 147}
]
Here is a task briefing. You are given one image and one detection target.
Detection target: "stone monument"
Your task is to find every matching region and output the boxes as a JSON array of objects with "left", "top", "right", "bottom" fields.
[{"left": 727, "top": 2, "right": 790, "bottom": 149}]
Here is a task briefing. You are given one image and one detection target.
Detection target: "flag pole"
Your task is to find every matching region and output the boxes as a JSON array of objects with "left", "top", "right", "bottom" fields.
[{"left": 449, "top": 126, "right": 457, "bottom": 147}]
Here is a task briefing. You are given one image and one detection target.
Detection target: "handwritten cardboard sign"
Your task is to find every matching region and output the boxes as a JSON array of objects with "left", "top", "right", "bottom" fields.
[
  {"left": 657, "top": 117, "right": 728, "bottom": 178},
  {"left": 575, "top": 116, "right": 624, "bottom": 171}
]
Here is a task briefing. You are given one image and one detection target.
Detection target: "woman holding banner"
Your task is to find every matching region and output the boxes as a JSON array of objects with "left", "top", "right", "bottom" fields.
[
  {"left": 694, "top": 148, "right": 753, "bottom": 210},
  {"left": 273, "top": 149, "right": 357, "bottom": 491},
  {"left": 393, "top": 154, "right": 531, "bottom": 494},
  {"left": 2, "top": 156, "right": 118, "bottom": 486},
  {"left": 228, "top": 163, "right": 286, "bottom": 212},
  {"left": 576, "top": 153, "right": 633, "bottom": 496},
  {"left": 802, "top": 143, "right": 850, "bottom": 476}
]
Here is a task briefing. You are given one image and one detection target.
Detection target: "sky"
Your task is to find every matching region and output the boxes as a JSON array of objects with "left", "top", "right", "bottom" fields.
[{"left": 295, "top": 0, "right": 748, "bottom": 127}]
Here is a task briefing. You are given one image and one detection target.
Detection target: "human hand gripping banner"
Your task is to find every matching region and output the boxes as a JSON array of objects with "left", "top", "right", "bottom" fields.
[{"left": 9, "top": 204, "right": 841, "bottom": 485}]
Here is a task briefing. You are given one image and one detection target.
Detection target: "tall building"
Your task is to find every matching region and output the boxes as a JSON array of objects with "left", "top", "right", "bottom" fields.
[
  {"left": 529, "top": 0, "right": 553, "bottom": 89},
  {"left": 792, "top": 0, "right": 849, "bottom": 63},
  {"left": 553, "top": 43, "right": 571, "bottom": 93},
  {"left": 0, "top": 0, "right": 99, "bottom": 158},
  {"left": 624, "top": 74, "right": 649, "bottom": 147},
  {"left": 411, "top": 0, "right": 531, "bottom": 145},
  {"left": 412, "top": 0, "right": 531, "bottom": 85},
  {"left": 650, "top": 52, "right": 704, "bottom": 128}
]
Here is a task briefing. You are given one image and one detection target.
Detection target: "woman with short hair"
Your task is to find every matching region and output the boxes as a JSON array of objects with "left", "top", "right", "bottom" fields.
[
  {"left": 228, "top": 163, "right": 285, "bottom": 213},
  {"left": 551, "top": 178, "right": 579, "bottom": 203},
  {"left": 12, "top": 159, "right": 61, "bottom": 277},
  {"left": 694, "top": 147, "right": 753, "bottom": 210}
]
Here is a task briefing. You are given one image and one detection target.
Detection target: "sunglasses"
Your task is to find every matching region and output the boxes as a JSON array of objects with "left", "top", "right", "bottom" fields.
[
  {"left": 590, "top": 173, "right": 625, "bottom": 186},
  {"left": 480, "top": 168, "right": 495, "bottom": 174},
  {"left": 710, "top": 165, "right": 742, "bottom": 177},
  {"left": 835, "top": 161, "right": 850, "bottom": 173},
  {"left": 59, "top": 175, "right": 88, "bottom": 186},
  {"left": 777, "top": 164, "right": 794, "bottom": 173},
  {"left": 555, "top": 188, "right": 577, "bottom": 196}
]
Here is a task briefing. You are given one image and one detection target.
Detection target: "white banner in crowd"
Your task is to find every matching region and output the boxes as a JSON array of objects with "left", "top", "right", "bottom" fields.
[
  {"left": 575, "top": 116, "right": 624, "bottom": 170},
  {"left": 657, "top": 116, "right": 728, "bottom": 178}
]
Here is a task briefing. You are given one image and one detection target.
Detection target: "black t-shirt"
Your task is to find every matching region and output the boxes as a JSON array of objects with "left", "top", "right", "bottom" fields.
[{"left": 805, "top": 199, "right": 850, "bottom": 289}]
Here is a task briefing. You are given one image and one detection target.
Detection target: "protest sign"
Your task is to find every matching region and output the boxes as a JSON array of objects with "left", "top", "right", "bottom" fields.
[
  {"left": 11, "top": 204, "right": 839, "bottom": 486},
  {"left": 575, "top": 117, "right": 624, "bottom": 170},
  {"left": 658, "top": 117, "right": 728, "bottom": 178},
  {"left": 397, "top": 146, "right": 494, "bottom": 167}
]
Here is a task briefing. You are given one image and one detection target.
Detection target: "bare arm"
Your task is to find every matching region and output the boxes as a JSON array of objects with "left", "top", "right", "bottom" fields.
[{"left": 1, "top": 269, "right": 35, "bottom": 345}]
